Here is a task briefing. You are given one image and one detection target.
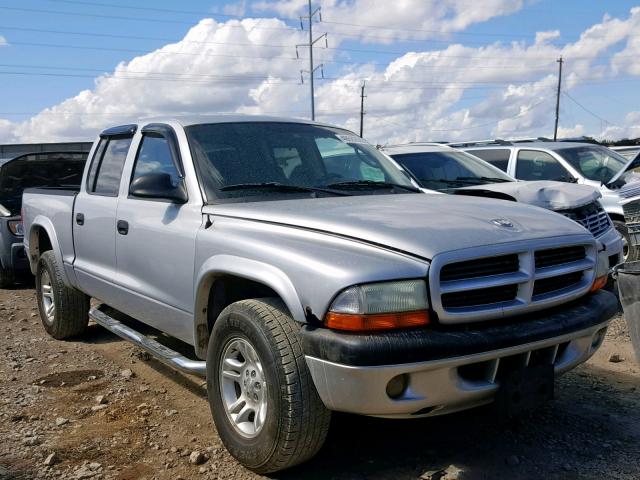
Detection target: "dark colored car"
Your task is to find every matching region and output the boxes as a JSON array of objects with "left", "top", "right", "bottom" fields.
[{"left": 0, "top": 151, "right": 87, "bottom": 287}]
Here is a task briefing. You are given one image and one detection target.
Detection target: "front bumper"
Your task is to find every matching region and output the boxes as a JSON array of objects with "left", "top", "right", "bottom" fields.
[
  {"left": 301, "top": 291, "right": 617, "bottom": 418},
  {"left": 597, "top": 226, "right": 623, "bottom": 268},
  {"left": 0, "top": 217, "right": 28, "bottom": 272}
]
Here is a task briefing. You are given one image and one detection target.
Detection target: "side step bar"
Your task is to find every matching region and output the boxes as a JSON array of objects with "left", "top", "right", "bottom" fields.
[{"left": 89, "top": 308, "right": 206, "bottom": 377}]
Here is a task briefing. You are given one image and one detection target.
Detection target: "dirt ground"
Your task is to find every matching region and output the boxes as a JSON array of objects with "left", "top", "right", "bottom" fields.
[{"left": 0, "top": 282, "right": 639, "bottom": 480}]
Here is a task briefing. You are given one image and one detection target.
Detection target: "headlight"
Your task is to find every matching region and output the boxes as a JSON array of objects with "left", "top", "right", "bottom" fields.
[
  {"left": 8, "top": 220, "right": 24, "bottom": 236},
  {"left": 325, "top": 279, "right": 430, "bottom": 331}
]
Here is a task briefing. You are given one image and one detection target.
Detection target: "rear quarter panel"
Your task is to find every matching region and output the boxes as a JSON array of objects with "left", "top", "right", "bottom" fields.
[{"left": 23, "top": 189, "right": 78, "bottom": 286}]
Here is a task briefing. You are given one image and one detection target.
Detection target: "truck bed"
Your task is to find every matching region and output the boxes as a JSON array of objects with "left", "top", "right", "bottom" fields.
[{"left": 22, "top": 188, "right": 79, "bottom": 278}]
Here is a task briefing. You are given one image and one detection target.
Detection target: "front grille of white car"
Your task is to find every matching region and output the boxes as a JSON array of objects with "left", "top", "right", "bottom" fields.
[
  {"left": 559, "top": 202, "right": 611, "bottom": 238},
  {"left": 619, "top": 183, "right": 640, "bottom": 199},
  {"left": 429, "top": 238, "right": 597, "bottom": 324}
]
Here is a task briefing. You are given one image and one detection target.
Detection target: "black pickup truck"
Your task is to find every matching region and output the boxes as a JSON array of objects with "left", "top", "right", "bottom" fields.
[{"left": 0, "top": 151, "right": 87, "bottom": 287}]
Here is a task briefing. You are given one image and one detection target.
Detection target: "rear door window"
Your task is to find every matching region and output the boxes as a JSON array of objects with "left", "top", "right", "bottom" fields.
[
  {"left": 88, "top": 137, "right": 133, "bottom": 196},
  {"left": 515, "top": 149, "right": 571, "bottom": 181},
  {"left": 465, "top": 148, "right": 511, "bottom": 172}
]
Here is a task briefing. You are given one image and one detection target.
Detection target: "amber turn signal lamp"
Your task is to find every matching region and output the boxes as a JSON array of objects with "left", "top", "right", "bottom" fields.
[
  {"left": 325, "top": 310, "right": 430, "bottom": 332},
  {"left": 590, "top": 275, "right": 608, "bottom": 293}
]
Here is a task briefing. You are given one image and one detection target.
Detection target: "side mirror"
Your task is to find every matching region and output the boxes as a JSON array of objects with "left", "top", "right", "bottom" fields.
[{"left": 129, "top": 173, "right": 188, "bottom": 204}]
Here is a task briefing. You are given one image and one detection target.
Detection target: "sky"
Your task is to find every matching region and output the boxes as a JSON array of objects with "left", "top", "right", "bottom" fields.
[{"left": 1, "top": 0, "right": 640, "bottom": 145}]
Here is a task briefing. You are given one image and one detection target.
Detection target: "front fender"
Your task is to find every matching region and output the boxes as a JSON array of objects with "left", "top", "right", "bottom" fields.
[{"left": 192, "top": 254, "right": 306, "bottom": 358}]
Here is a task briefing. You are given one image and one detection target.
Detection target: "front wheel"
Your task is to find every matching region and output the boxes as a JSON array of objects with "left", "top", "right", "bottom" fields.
[{"left": 207, "top": 298, "right": 331, "bottom": 474}]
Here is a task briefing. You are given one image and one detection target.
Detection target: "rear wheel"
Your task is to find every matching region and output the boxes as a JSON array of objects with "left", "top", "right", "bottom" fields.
[
  {"left": 0, "top": 265, "right": 14, "bottom": 289},
  {"left": 207, "top": 298, "right": 330, "bottom": 473},
  {"left": 36, "top": 251, "right": 90, "bottom": 339}
]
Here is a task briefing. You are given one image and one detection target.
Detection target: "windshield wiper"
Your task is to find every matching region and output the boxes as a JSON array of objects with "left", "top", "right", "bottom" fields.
[
  {"left": 220, "top": 182, "right": 350, "bottom": 196},
  {"left": 456, "top": 176, "right": 512, "bottom": 184},
  {"left": 324, "top": 180, "right": 420, "bottom": 192},
  {"left": 552, "top": 176, "right": 578, "bottom": 183}
]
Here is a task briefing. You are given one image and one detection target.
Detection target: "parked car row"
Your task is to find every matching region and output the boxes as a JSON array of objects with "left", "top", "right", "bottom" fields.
[
  {"left": 441, "top": 138, "right": 640, "bottom": 259},
  {"left": 381, "top": 142, "right": 624, "bottom": 267},
  {"left": 2, "top": 117, "right": 632, "bottom": 472}
]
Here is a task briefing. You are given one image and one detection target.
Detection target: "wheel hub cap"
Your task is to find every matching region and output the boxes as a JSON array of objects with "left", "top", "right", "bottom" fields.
[
  {"left": 220, "top": 338, "right": 267, "bottom": 438},
  {"left": 40, "top": 271, "right": 55, "bottom": 324}
]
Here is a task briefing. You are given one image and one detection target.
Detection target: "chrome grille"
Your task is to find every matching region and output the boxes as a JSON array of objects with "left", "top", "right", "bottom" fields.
[
  {"left": 619, "top": 182, "right": 640, "bottom": 199},
  {"left": 559, "top": 202, "right": 611, "bottom": 238},
  {"left": 430, "top": 238, "right": 596, "bottom": 324}
]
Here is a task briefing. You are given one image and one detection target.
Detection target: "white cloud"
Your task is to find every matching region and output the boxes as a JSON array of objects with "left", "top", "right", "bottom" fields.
[
  {"left": 6, "top": 18, "right": 311, "bottom": 142},
  {"left": 4, "top": 5, "right": 640, "bottom": 144},
  {"left": 0, "top": 119, "right": 17, "bottom": 143},
  {"left": 253, "top": 0, "right": 526, "bottom": 43},
  {"left": 222, "top": 1, "right": 248, "bottom": 17},
  {"left": 0, "top": 35, "right": 7, "bottom": 46}
]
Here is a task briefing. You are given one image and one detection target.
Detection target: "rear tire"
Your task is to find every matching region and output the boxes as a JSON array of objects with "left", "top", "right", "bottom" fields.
[
  {"left": 0, "top": 265, "right": 14, "bottom": 288},
  {"left": 207, "top": 298, "right": 330, "bottom": 474},
  {"left": 36, "top": 251, "right": 90, "bottom": 339}
]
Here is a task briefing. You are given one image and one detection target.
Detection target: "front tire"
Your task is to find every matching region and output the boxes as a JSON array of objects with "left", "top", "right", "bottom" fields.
[
  {"left": 207, "top": 298, "right": 330, "bottom": 474},
  {"left": 36, "top": 251, "right": 90, "bottom": 339}
]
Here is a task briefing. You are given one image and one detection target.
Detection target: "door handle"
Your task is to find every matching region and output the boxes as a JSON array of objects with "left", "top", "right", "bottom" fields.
[
  {"left": 76, "top": 213, "right": 84, "bottom": 225},
  {"left": 117, "top": 220, "right": 129, "bottom": 235}
]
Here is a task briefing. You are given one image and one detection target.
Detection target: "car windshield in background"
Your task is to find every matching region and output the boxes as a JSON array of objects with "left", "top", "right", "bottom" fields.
[
  {"left": 556, "top": 146, "right": 628, "bottom": 183},
  {"left": 185, "top": 122, "right": 416, "bottom": 201},
  {"left": 391, "top": 150, "right": 513, "bottom": 191}
]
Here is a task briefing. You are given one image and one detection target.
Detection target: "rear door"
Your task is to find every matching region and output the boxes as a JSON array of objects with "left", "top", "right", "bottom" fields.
[
  {"left": 72, "top": 125, "right": 136, "bottom": 302},
  {"left": 513, "top": 149, "right": 576, "bottom": 183},
  {"left": 114, "top": 124, "right": 201, "bottom": 343},
  {"left": 464, "top": 148, "right": 512, "bottom": 174}
]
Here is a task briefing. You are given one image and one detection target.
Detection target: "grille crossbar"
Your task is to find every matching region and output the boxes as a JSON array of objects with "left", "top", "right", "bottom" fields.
[
  {"left": 433, "top": 241, "right": 596, "bottom": 322},
  {"left": 560, "top": 202, "right": 611, "bottom": 238}
]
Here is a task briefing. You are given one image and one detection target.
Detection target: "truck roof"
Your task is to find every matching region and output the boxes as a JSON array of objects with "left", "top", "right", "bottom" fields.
[{"left": 139, "top": 114, "right": 334, "bottom": 129}]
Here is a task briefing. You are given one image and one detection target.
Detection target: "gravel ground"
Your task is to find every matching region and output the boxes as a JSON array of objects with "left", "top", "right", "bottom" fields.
[{"left": 1, "top": 283, "right": 639, "bottom": 480}]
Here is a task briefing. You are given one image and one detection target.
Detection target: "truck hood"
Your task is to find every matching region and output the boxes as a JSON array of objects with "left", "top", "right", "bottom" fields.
[
  {"left": 0, "top": 152, "right": 87, "bottom": 215},
  {"left": 204, "top": 194, "right": 589, "bottom": 260},
  {"left": 454, "top": 180, "right": 601, "bottom": 211}
]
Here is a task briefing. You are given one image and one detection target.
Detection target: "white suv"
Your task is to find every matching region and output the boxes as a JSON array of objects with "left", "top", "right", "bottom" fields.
[{"left": 451, "top": 139, "right": 640, "bottom": 259}]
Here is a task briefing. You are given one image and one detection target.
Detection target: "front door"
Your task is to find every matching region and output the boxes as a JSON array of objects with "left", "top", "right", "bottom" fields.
[{"left": 114, "top": 127, "right": 200, "bottom": 343}]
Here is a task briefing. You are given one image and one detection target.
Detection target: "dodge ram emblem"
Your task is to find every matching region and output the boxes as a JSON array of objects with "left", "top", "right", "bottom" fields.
[{"left": 491, "top": 218, "right": 515, "bottom": 229}]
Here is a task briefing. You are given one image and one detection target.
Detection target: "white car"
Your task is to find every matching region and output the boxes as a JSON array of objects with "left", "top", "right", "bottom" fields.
[
  {"left": 448, "top": 139, "right": 640, "bottom": 260},
  {"left": 381, "top": 142, "right": 624, "bottom": 269}
]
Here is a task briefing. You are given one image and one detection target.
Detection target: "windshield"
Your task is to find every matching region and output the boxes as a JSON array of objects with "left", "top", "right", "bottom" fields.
[
  {"left": 390, "top": 150, "right": 513, "bottom": 191},
  {"left": 186, "top": 122, "right": 415, "bottom": 201},
  {"left": 555, "top": 146, "right": 628, "bottom": 183}
]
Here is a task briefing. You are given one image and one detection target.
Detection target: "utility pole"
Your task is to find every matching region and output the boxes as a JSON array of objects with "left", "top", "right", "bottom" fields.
[
  {"left": 554, "top": 56, "right": 563, "bottom": 141},
  {"left": 296, "top": 1, "right": 327, "bottom": 121},
  {"left": 359, "top": 81, "right": 366, "bottom": 137}
]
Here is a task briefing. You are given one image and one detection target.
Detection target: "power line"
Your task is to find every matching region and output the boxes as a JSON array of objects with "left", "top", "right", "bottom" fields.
[
  {"left": 562, "top": 91, "right": 617, "bottom": 127},
  {"left": 0, "top": 26, "right": 560, "bottom": 70},
  {"left": 0, "top": 70, "right": 301, "bottom": 85}
]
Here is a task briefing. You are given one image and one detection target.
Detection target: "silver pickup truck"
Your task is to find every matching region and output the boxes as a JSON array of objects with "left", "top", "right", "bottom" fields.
[{"left": 22, "top": 116, "right": 618, "bottom": 473}]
